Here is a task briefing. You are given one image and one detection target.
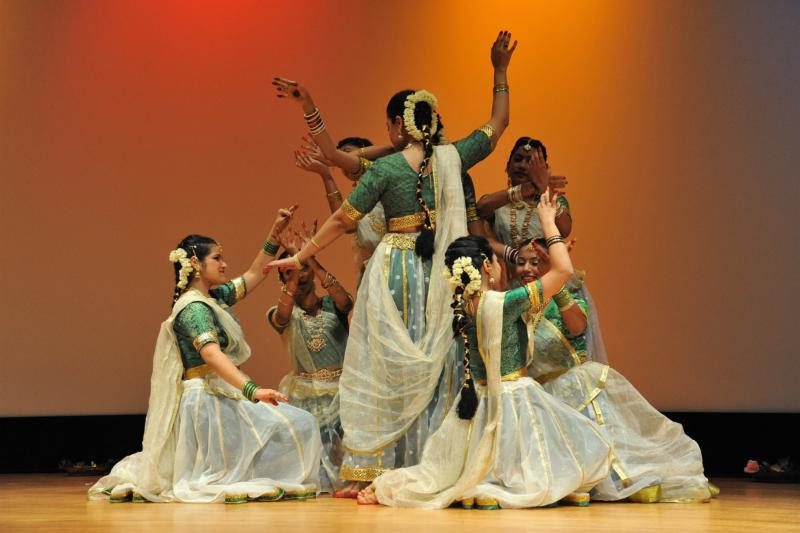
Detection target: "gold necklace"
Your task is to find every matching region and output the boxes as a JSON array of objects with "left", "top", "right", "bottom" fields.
[
  {"left": 300, "top": 299, "right": 327, "bottom": 352},
  {"left": 509, "top": 201, "right": 536, "bottom": 247}
]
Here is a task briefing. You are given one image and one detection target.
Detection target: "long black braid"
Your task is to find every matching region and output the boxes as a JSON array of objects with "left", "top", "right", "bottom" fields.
[
  {"left": 386, "top": 90, "right": 440, "bottom": 260},
  {"left": 445, "top": 235, "right": 494, "bottom": 419}
]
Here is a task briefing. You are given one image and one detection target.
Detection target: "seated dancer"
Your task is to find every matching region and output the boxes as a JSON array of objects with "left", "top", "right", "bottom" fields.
[
  {"left": 514, "top": 240, "right": 718, "bottom": 502},
  {"left": 269, "top": 31, "right": 518, "bottom": 497},
  {"left": 266, "top": 224, "right": 354, "bottom": 494},
  {"left": 513, "top": 239, "right": 607, "bottom": 363},
  {"left": 478, "top": 138, "right": 570, "bottom": 249},
  {"left": 294, "top": 136, "right": 388, "bottom": 281},
  {"left": 358, "top": 191, "right": 612, "bottom": 508},
  {"left": 89, "top": 208, "right": 322, "bottom": 503}
]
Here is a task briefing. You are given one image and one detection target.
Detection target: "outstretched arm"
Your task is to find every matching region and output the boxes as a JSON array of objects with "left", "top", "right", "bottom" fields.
[
  {"left": 481, "top": 30, "right": 517, "bottom": 149},
  {"left": 273, "top": 79, "right": 393, "bottom": 175}
]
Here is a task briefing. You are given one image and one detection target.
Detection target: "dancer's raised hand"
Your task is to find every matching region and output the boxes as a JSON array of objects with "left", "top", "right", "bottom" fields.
[
  {"left": 294, "top": 150, "right": 329, "bottom": 176},
  {"left": 272, "top": 77, "right": 312, "bottom": 105},
  {"left": 536, "top": 187, "right": 559, "bottom": 225},
  {"left": 491, "top": 30, "right": 517, "bottom": 70}
]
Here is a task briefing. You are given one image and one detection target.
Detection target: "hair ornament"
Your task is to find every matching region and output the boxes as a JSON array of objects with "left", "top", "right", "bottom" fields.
[
  {"left": 449, "top": 256, "right": 482, "bottom": 296},
  {"left": 169, "top": 248, "right": 194, "bottom": 289},
  {"left": 403, "top": 90, "right": 439, "bottom": 141}
]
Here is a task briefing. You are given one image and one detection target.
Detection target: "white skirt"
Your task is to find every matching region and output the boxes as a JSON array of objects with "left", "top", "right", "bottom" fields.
[
  {"left": 543, "top": 362, "right": 712, "bottom": 502},
  {"left": 89, "top": 376, "right": 322, "bottom": 503},
  {"left": 373, "top": 377, "right": 612, "bottom": 509}
]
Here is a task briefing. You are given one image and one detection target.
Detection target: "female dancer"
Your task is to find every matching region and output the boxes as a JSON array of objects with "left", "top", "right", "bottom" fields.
[
  {"left": 478, "top": 138, "right": 571, "bottom": 248},
  {"left": 89, "top": 208, "right": 322, "bottom": 503},
  {"left": 359, "top": 191, "right": 612, "bottom": 508},
  {"left": 269, "top": 31, "right": 517, "bottom": 493},
  {"left": 267, "top": 227, "right": 354, "bottom": 493},
  {"left": 514, "top": 241, "right": 716, "bottom": 502}
]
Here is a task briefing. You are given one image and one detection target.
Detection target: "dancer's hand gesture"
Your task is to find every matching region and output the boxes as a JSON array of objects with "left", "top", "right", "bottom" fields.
[
  {"left": 491, "top": 30, "right": 517, "bottom": 70},
  {"left": 272, "top": 77, "right": 312, "bottom": 105},
  {"left": 528, "top": 147, "right": 550, "bottom": 194},
  {"left": 270, "top": 205, "right": 298, "bottom": 239},
  {"left": 536, "top": 187, "right": 559, "bottom": 225},
  {"left": 254, "top": 388, "right": 288, "bottom": 406},
  {"left": 294, "top": 150, "right": 329, "bottom": 176}
]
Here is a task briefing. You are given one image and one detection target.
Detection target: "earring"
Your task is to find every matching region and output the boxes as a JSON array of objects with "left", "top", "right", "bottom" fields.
[{"left": 489, "top": 276, "right": 495, "bottom": 285}]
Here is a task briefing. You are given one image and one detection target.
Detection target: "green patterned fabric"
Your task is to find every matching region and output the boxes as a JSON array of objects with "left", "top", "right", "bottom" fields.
[
  {"left": 468, "top": 280, "right": 544, "bottom": 380},
  {"left": 173, "top": 282, "right": 240, "bottom": 369},
  {"left": 347, "top": 130, "right": 491, "bottom": 219},
  {"left": 267, "top": 296, "right": 349, "bottom": 371},
  {"left": 543, "top": 286, "right": 588, "bottom": 355}
]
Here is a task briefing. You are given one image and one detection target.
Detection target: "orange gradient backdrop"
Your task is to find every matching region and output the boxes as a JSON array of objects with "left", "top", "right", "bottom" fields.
[{"left": 1, "top": 0, "right": 798, "bottom": 416}]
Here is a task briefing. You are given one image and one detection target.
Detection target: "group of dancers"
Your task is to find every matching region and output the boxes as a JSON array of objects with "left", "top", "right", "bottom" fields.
[{"left": 90, "top": 31, "right": 717, "bottom": 508}]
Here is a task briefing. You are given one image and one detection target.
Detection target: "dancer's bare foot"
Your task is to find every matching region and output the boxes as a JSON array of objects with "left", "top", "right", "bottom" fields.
[
  {"left": 356, "top": 485, "right": 378, "bottom": 505},
  {"left": 334, "top": 481, "right": 363, "bottom": 499}
]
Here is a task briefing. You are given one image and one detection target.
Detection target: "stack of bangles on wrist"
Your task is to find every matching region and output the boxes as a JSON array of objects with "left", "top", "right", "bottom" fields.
[
  {"left": 546, "top": 235, "right": 565, "bottom": 248},
  {"left": 321, "top": 271, "right": 338, "bottom": 289},
  {"left": 242, "top": 379, "right": 260, "bottom": 402},
  {"left": 304, "top": 107, "right": 326, "bottom": 136},
  {"left": 494, "top": 83, "right": 509, "bottom": 93},
  {"left": 291, "top": 254, "right": 303, "bottom": 269},
  {"left": 507, "top": 184, "right": 524, "bottom": 204},
  {"left": 553, "top": 288, "right": 575, "bottom": 311},
  {"left": 503, "top": 245, "right": 520, "bottom": 264},
  {"left": 262, "top": 238, "right": 279, "bottom": 256}
]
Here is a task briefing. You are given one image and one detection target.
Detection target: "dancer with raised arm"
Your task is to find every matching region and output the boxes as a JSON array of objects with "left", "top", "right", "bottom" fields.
[
  {"left": 358, "top": 191, "right": 612, "bottom": 509},
  {"left": 269, "top": 31, "right": 517, "bottom": 496}
]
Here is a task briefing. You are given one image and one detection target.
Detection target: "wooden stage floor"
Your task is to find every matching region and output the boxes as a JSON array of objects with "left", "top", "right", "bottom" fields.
[{"left": 1, "top": 475, "right": 798, "bottom": 532}]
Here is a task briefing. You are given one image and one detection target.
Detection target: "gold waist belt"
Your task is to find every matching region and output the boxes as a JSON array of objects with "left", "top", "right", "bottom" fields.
[
  {"left": 184, "top": 363, "right": 214, "bottom": 380},
  {"left": 386, "top": 210, "right": 437, "bottom": 232},
  {"left": 382, "top": 233, "right": 417, "bottom": 250},
  {"left": 477, "top": 366, "right": 527, "bottom": 385},
  {"left": 297, "top": 368, "right": 342, "bottom": 381}
]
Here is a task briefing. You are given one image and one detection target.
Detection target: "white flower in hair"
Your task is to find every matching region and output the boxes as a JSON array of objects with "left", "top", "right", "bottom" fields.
[
  {"left": 450, "top": 256, "right": 482, "bottom": 296},
  {"left": 169, "top": 247, "right": 194, "bottom": 290},
  {"left": 169, "top": 248, "right": 187, "bottom": 262},
  {"left": 403, "top": 90, "right": 440, "bottom": 142}
]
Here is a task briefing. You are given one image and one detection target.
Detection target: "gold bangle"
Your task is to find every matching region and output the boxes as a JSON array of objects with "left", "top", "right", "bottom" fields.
[
  {"left": 292, "top": 254, "right": 303, "bottom": 269},
  {"left": 326, "top": 190, "right": 342, "bottom": 200},
  {"left": 493, "top": 84, "right": 509, "bottom": 93},
  {"left": 310, "top": 237, "right": 321, "bottom": 249}
]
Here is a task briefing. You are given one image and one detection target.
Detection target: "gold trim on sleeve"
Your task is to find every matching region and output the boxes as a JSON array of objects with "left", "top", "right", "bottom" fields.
[
  {"left": 341, "top": 199, "right": 366, "bottom": 221},
  {"left": 526, "top": 281, "right": 542, "bottom": 312},
  {"left": 231, "top": 276, "right": 247, "bottom": 301},
  {"left": 192, "top": 332, "right": 219, "bottom": 352},
  {"left": 466, "top": 206, "right": 479, "bottom": 222}
]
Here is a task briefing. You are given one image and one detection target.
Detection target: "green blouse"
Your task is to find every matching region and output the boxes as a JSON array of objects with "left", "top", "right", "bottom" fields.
[
  {"left": 266, "top": 296, "right": 350, "bottom": 371},
  {"left": 543, "top": 286, "right": 589, "bottom": 356},
  {"left": 467, "top": 280, "right": 544, "bottom": 381},
  {"left": 173, "top": 279, "right": 246, "bottom": 370},
  {"left": 344, "top": 130, "right": 491, "bottom": 222}
]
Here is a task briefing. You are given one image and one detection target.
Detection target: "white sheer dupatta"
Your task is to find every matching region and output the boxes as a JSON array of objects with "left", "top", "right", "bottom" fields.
[{"left": 339, "top": 144, "right": 467, "bottom": 456}]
